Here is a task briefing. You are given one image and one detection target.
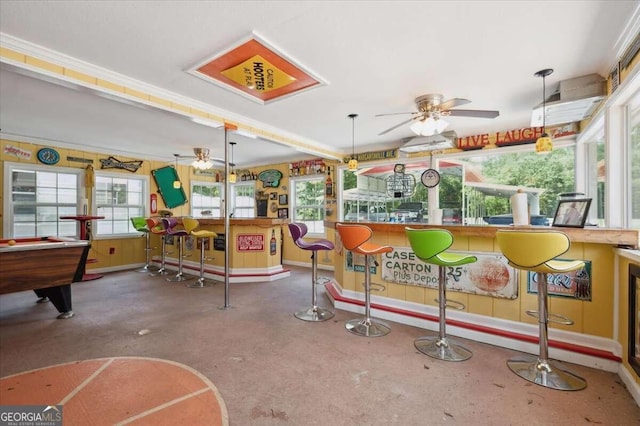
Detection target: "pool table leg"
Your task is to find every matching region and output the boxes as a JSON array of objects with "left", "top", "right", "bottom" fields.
[{"left": 39, "top": 285, "right": 74, "bottom": 319}]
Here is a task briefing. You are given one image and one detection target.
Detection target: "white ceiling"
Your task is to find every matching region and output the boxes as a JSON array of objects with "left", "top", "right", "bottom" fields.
[{"left": 0, "top": 1, "right": 638, "bottom": 168}]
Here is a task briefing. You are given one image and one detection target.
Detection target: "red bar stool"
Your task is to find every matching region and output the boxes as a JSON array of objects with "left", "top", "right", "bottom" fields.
[
  {"left": 496, "top": 229, "right": 587, "bottom": 391},
  {"left": 336, "top": 223, "right": 393, "bottom": 337},
  {"left": 406, "top": 228, "right": 477, "bottom": 361},
  {"left": 146, "top": 217, "right": 169, "bottom": 276},
  {"left": 288, "top": 222, "right": 335, "bottom": 321},
  {"left": 183, "top": 218, "right": 217, "bottom": 288}
]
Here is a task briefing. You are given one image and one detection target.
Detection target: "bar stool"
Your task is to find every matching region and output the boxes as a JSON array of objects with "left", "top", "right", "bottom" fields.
[
  {"left": 406, "top": 228, "right": 477, "bottom": 361},
  {"left": 161, "top": 217, "right": 192, "bottom": 282},
  {"left": 146, "top": 217, "right": 169, "bottom": 276},
  {"left": 336, "top": 223, "right": 393, "bottom": 337},
  {"left": 183, "top": 218, "right": 217, "bottom": 288},
  {"left": 496, "top": 229, "right": 587, "bottom": 391},
  {"left": 130, "top": 217, "right": 157, "bottom": 273},
  {"left": 288, "top": 222, "right": 335, "bottom": 322}
]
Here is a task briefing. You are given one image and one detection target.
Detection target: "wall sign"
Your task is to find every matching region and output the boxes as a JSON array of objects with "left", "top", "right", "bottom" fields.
[
  {"left": 527, "top": 260, "right": 592, "bottom": 300},
  {"left": 381, "top": 247, "right": 518, "bottom": 299},
  {"left": 258, "top": 169, "right": 283, "bottom": 188},
  {"left": 4, "top": 145, "right": 32, "bottom": 160},
  {"left": 236, "top": 234, "right": 264, "bottom": 252},
  {"left": 100, "top": 156, "right": 143, "bottom": 172}
]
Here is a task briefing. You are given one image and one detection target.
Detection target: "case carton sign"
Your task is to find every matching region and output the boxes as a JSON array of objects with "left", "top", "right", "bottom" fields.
[
  {"left": 381, "top": 247, "right": 518, "bottom": 299},
  {"left": 236, "top": 234, "right": 264, "bottom": 252}
]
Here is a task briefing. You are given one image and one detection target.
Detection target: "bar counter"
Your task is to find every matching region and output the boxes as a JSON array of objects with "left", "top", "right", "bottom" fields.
[
  {"left": 149, "top": 217, "right": 290, "bottom": 283},
  {"left": 324, "top": 220, "right": 640, "bottom": 373}
]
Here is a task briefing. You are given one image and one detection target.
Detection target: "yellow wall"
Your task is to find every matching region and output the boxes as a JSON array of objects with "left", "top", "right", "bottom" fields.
[{"left": 0, "top": 137, "right": 326, "bottom": 271}]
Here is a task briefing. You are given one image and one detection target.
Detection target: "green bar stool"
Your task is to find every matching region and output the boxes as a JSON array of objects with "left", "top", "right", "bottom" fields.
[
  {"left": 130, "top": 217, "right": 157, "bottom": 273},
  {"left": 336, "top": 223, "right": 393, "bottom": 337},
  {"left": 496, "top": 229, "right": 587, "bottom": 391},
  {"left": 183, "top": 218, "right": 217, "bottom": 288},
  {"left": 406, "top": 228, "right": 477, "bottom": 361}
]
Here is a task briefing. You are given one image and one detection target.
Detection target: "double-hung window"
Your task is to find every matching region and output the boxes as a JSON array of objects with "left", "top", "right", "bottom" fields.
[
  {"left": 4, "top": 162, "right": 81, "bottom": 238},
  {"left": 94, "top": 172, "right": 149, "bottom": 237},
  {"left": 231, "top": 182, "right": 255, "bottom": 218},
  {"left": 191, "top": 181, "right": 223, "bottom": 217},
  {"left": 291, "top": 176, "right": 325, "bottom": 234}
]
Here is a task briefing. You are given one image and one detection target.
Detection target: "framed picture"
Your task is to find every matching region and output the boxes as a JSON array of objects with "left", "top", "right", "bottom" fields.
[
  {"left": 628, "top": 264, "right": 640, "bottom": 376},
  {"left": 552, "top": 198, "right": 591, "bottom": 228},
  {"left": 279, "top": 194, "right": 288, "bottom": 205},
  {"left": 277, "top": 208, "right": 289, "bottom": 218},
  {"left": 269, "top": 192, "right": 277, "bottom": 200}
]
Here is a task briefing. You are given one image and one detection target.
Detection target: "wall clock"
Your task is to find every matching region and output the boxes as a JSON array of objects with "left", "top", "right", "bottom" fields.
[
  {"left": 421, "top": 169, "right": 441, "bottom": 188},
  {"left": 37, "top": 148, "right": 60, "bottom": 165}
]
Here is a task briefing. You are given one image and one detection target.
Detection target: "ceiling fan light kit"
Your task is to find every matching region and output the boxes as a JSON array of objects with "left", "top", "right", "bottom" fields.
[
  {"left": 191, "top": 147, "right": 214, "bottom": 170},
  {"left": 534, "top": 68, "right": 554, "bottom": 154},
  {"left": 377, "top": 93, "right": 498, "bottom": 136},
  {"left": 348, "top": 113, "right": 359, "bottom": 171}
]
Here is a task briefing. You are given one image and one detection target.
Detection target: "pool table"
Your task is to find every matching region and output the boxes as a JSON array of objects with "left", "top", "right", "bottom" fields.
[{"left": 0, "top": 237, "right": 91, "bottom": 319}]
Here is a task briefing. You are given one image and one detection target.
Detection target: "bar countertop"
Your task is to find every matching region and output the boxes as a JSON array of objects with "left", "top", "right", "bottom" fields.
[{"left": 325, "top": 221, "right": 639, "bottom": 249}]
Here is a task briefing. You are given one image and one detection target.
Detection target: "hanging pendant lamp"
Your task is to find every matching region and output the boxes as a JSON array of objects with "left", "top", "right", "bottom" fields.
[
  {"left": 173, "top": 154, "right": 181, "bottom": 188},
  {"left": 534, "top": 68, "right": 554, "bottom": 154},
  {"left": 228, "top": 142, "right": 237, "bottom": 183},
  {"left": 348, "top": 113, "right": 358, "bottom": 171}
]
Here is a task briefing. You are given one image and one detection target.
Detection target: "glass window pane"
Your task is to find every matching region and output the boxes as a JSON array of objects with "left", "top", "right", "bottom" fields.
[
  {"left": 37, "top": 187, "right": 57, "bottom": 203},
  {"left": 631, "top": 93, "right": 640, "bottom": 229},
  {"left": 58, "top": 188, "right": 77, "bottom": 203}
]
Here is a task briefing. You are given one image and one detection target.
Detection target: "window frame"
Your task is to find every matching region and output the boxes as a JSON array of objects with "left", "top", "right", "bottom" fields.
[
  {"left": 93, "top": 170, "right": 150, "bottom": 239},
  {"left": 290, "top": 175, "right": 326, "bottom": 236},
  {"left": 3, "top": 161, "right": 84, "bottom": 239},
  {"left": 190, "top": 179, "right": 223, "bottom": 218},
  {"left": 230, "top": 181, "right": 256, "bottom": 218}
]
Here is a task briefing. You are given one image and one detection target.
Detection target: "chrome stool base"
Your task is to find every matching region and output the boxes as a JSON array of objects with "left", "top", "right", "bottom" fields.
[
  {"left": 136, "top": 265, "right": 159, "bottom": 273},
  {"left": 295, "top": 306, "right": 334, "bottom": 322},
  {"left": 188, "top": 278, "right": 214, "bottom": 288},
  {"left": 149, "top": 267, "right": 168, "bottom": 276},
  {"left": 345, "top": 318, "right": 390, "bottom": 337},
  {"left": 507, "top": 356, "right": 587, "bottom": 391},
  {"left": 414, "top": 336, "right": 472, "bottom": 362},
  {"left": 166, "top": 273, "right": 193, "bottom": 282}
]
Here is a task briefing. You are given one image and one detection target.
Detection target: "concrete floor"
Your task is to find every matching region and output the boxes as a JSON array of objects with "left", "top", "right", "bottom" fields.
[{"left": 1, "top": 266, "right": 639, "bottom": 425}]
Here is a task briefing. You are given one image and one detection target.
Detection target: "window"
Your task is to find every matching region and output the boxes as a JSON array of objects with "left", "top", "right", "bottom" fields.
[
  {"left": 191, "top": 181, "right": 222, "bottom": 217},
  {"left": 291, "top": 176, "right": 325, "bottom": 234},
  {"left": 630, "top": 90, "right": 640, "bottom": 230},
  {"left": 4, "top": 163, "right": 81, "bottom": 238},
  {"left": 231, "top": 182, "right": 255, "bottom": 218},
  {"left": 94, "top": 172, "right": 148, "bottom": 236}
]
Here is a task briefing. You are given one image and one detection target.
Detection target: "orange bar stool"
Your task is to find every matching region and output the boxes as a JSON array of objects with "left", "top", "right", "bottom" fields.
[
  {"left": 146, "top": 217, "right": 169, "bottom": 276},
  {"left": 406, "top": 228, "right": 477, "bottom": 362},
  {"left": 496, "top": 229, "right": 587, "bottom": 391},
  {"left": 288, "top": 222, "right": 335, "bottom": 322},
  {"left": 336, "top": 223, "right": 393, "bottom": 337},
  {"left": 183, "top": 218, "right": 217, "bottom": 288},
  {"left": 130, "top": 216, "right": 157, "bottom": 273},
  {"left": 161, "top": 217, "right": 192, "bottom": 282}
]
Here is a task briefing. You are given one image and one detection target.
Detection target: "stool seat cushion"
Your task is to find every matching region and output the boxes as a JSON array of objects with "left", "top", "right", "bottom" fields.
[
  {"left": 162, "top": 218, "right": 188, "bottom": 236},
  {"left": 146, "top": 217, "right": 167, "bottom": 235},
  {"left": 131, "top": 217, "right": 149, "bottom": 233},
  {"left": 406, "top": 228, "right": 477, "bottom": 266},
  {"left": 192, "top": 230, "right": 217, "bottom": 238},
  {"left": 336, "top": 223, "right": 391, "bottom": 255},
  {"left": 289, "top": 222, "right": 334, "bottom": 252},
  {"left": 496, "top": 230, "right": 584, "bottom": 273}
]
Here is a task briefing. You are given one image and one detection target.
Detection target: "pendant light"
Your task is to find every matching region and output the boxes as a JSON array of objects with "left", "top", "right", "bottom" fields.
[
  {"left": 348, "top": 113, "right": 358, "bottom": 171},
  {"left": 173, "top": 154, "right": 181, "bottom": 188},
  {"left": 534, "top": 68, "right": 554, "bottom": 154},
  {"left": 228, "top": 142, "right": 237, "bottom": 183}
]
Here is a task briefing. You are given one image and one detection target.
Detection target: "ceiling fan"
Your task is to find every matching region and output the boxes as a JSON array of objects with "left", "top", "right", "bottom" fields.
[
  {"left": 173, "top": 148, "right": 226, "bottom": 170},
  {"left": 377, "top": 94, "right": 499, "bottom": 136}
]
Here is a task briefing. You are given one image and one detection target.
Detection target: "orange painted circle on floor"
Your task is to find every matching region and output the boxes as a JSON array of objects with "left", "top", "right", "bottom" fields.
[{"left": 0, "top": 357, "right": 229, "bottom": 425}]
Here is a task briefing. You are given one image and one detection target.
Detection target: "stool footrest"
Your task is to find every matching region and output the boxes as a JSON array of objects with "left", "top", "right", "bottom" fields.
[
  {"left": 525, "top": 310, "right": 574, "bottom": 325},
  {"left": 369, "top": 282, "right": 386, "bottom": 292},
  {"left": 434, "top": 298, "right": 465, "bottom": 310}
]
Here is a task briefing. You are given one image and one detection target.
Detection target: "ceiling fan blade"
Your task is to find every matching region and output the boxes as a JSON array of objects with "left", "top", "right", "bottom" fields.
[
  {"left": 448, "top": 109, "right": 500, "bottom": 118},
  {"left": 439, "top": 98, "right": 471, "bottom": 110},
  {"left": 375, "top": 112, "right": 419, "bottom": 117},
  {"left": 378, "top": 117, "right": 418, "bottom": 135}
]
